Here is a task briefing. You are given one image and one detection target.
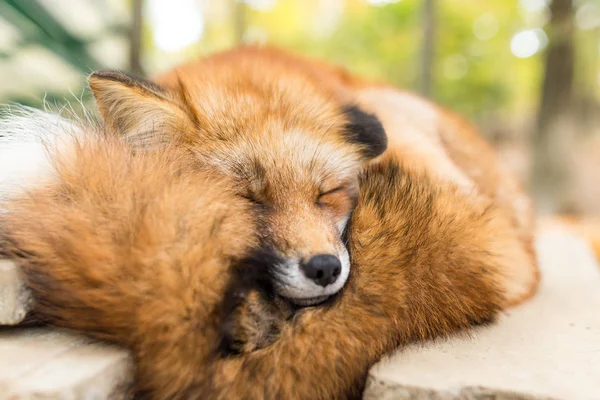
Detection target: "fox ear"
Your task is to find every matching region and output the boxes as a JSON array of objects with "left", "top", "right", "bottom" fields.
[
  {"left": 342, "top": 105, "right": 387, "bottom": 159},
  {"left": 88, "top": 71, "right": 195, "bottom": 148}
]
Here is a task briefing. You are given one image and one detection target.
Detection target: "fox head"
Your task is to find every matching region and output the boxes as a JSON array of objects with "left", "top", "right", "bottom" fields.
[{"left": 88, "top": 53, "right": 386, "bottom": 306}]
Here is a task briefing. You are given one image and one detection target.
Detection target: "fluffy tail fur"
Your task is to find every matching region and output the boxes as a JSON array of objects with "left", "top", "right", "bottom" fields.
[{"left": 0, "top": 114, "right": 266, "bottom": 395}]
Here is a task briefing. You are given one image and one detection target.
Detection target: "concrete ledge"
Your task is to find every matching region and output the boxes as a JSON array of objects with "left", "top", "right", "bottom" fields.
[
  {"left": 0, "top": 259, "right": 33, "bottom": 325},
  {"left": 0, "top": 327, "right": 133, "bottom": 400},
  {"left": 364, "top": 230, "right": 600, "bottom": 400},
  {"left": 364, "top": 380, "right": 554, "bottom": 400}
]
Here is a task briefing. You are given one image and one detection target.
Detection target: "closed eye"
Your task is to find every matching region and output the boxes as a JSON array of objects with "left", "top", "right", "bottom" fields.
[
  {"left": 317, "top": 186, "right": 346, "bottom": 204},
  {"left": 320, "top": 186, "right": 345, "bottom": 196},
  {"left": 239, "top": 193, "right": 264, "bottom": 206}
]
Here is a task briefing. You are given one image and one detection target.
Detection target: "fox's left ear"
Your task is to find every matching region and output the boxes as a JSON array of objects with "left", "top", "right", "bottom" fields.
[
  {"left": 89, "top": 71, "right": 195, "bottom": 148},
  {"left": 342, "top": 105, "right": 387, "bottom": 159}
]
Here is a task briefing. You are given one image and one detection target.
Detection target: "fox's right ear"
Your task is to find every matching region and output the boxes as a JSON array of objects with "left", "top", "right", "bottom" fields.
[{"left": 88, "top": 71, "right": 195, "bottom": 148}]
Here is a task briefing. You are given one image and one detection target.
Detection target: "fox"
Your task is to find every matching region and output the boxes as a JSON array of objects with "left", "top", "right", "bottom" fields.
[
  {"left": 0, "top": 109, "right": 527, "bottom": 398},
  {"left": 87, "top": 45, "right": 539, "bottom": 307}
]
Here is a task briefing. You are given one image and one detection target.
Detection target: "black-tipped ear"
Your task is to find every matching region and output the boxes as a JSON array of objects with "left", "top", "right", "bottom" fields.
[
  {"left": 342, "top": 105, "right": 387, "bottom": 159},
  {"left": 90, "top": 70, "right": 168, "bottom": 98},
  {"left": 88, "top": 70, "right": 195, "bottom": 148}
]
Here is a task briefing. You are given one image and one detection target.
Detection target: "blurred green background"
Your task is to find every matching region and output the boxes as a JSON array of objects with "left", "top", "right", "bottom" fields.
[{"left": 0, "top": 0, "right": 599, "bottom": 215}]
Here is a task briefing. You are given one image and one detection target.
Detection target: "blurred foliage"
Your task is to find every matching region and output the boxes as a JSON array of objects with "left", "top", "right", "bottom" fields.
[
  {"left": 1, "top": 0, "right": 102, "bottom": 71},
  {"left": 1, "top": 0, "right": 599, "bottom": 123},
  {"left": 152, "top": 0, "right": 594, "bottom": 123}
]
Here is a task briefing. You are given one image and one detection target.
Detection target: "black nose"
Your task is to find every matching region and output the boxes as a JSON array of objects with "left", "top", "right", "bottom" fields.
[{"left": 300, "top": 254, "right": 342, "bottom": 287}]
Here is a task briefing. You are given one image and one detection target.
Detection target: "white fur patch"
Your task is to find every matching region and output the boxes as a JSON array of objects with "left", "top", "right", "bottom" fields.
[
  {"left": 337, "top": 215, "right": 350, "bottom": 235},
  {"left": 0, "top": 107, "right": 82, "bottom": 204}
]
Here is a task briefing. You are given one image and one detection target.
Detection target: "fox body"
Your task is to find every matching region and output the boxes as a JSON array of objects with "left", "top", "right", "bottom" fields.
[
  {"left": 0, "top": 116, "right": 527, "bottom": 397},
  {"left": 0, "top": 47, "right": 540, "bottom": 398},
  {"left": 88, "top": 46, "right": 537, "bottom": 307}
]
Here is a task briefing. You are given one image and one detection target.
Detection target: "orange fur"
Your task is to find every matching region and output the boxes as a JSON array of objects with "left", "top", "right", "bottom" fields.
[
  {"left": 0, "top": 131, "right": 261, "bottom": 395},
  {"left": 354, "top": 90, "right": 539, "bottom": 305},
  {"left": 1, "top": 149, "right": 513, "bottom": 399}
]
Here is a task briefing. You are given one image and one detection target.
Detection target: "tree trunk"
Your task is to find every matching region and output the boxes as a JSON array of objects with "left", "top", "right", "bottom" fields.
[
  {"left": 420, "top": 0, "right": 436, "bottom": 97},
  {"left": 129, "top": 0, "right": 144, "bottom": 76},
  {"left": 531, "top": 0, "right": 575, "bottom": 214}
]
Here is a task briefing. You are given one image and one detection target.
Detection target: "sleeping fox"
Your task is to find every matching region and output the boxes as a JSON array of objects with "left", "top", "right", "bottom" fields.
[
  {"left": 1, "top": 110, "right": 525, "bottom": 398},
  {"left": 88, "top": 45, "right": 538, "bottom": 307},
  {"left": 0, "top": 46, "right": 540, "bottom": 398}
]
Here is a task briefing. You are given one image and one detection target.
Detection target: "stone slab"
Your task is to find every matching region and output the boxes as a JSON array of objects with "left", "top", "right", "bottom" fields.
[
  {"left": 0, "top": 259, "right": 33, "bottom": 325},
  {"left": 0, "top": 327, "right": 133, "bottom": 400},
  {"left": 0, "top": 112, "right": 59, "bottom": 325},
  {"left": 365, "top": 229, "right": 600, "bottom": 400}
]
